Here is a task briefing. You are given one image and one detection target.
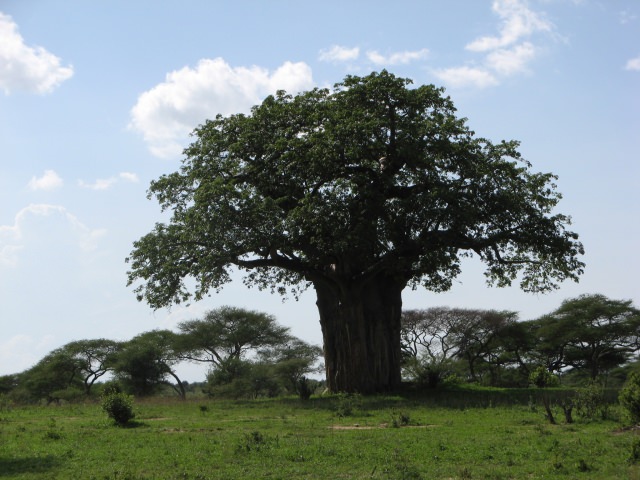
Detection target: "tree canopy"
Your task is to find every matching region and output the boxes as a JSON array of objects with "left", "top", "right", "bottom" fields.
[{"left": 127, "top": 71, "right": 584, "bottom": 392}]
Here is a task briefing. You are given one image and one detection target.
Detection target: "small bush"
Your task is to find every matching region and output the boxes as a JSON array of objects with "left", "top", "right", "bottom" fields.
[
  {"left": 619, "top": 372, "right": 640, "bottom": 425},
  {"left": 334, "top": 393, "right": 363, "bottom": 418},
  {"left": 296, "top": 377, "right": 313, "bottom": 401},
  {"left": 235, "top": 430, "right": 277, "bottom": 453},
  {"left": 101, "top": 392, "right": 135, "bottom": 426},
  {"left": 529, "top": 366, "right": 559, "bottom": 388},
  {"left": 575, "top": 381, "right": 608, "bottom": 420}
]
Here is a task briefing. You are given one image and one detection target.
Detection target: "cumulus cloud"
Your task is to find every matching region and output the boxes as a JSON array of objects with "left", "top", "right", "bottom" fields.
[
  {"left": 129, "top": 58, "right": 314, "bottom": 158},
  {"left": 28, "top": 169, "right": 63, "bottom": 191},
  {"left": 466, "top": 0, "right": 553, "bottom": 52},
  {"left": 78, "top": 172, "right": 139, "bottom": 191},
  {"left": 485, "top": 42, "right": 537, "bottom": 75},
  {"left": 0, "top": 204, "right": 106, "bottom": 267},
  {"left": 319, "top": 45, "right": 360, "bottom": 63},
  {"left": 366, "top": 48, "right": 429, "bottom": 66},
  {"left": 0, "top": 12, "right": 73, "bottom": 94},
  {"left": 432, "top": 66, "right": 500, "bottom": 89},
  {"left": 625, "top": 55, "right": 640, "bottom": 71},
  {"left": 434, "top": 0, "right": 554, "bottom": 89}
]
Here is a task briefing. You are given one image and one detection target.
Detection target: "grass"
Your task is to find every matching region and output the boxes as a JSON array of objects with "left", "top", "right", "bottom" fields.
[{"left": 0, "top": 388, "right": 638, "bottom": 479}]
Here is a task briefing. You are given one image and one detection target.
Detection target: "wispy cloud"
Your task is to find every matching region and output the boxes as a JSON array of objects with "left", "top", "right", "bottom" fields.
[
  {"left": 434, "top": 0, "right": 555, "bottom": 89},
  {"left": 129, "top": 58, "right": 314, "bottom": 158},
  {"left": 466, "top": 0, "right": 553, "bottom": 52},
  {"left": 625, "top": 55, "right": 640, "bottom": 71},
  {"left": 619, "top": 10, "right": 638, "bottom": 25},
  {"left": 78, "top": 172, "right": 139, "bottom": 191},
  {"left": 318, "top": 45, "right": 360, "bottom": 63},
  {"left": 485, "top": 42, "right": 536, "bottom": 75},
  {"left": 0, "top": 204, "right": 106, "bottom": 267},
  {"left": 28, "top": 170, "right": 63, "bottom": 191},
  {"left": 0, "top": 12, "right": 73, "bottom": 95},
  {"left": 432, "top": 66, "right": 500, "bottom": 89},
  {"left": 366, "top": 49, "right": 429, "bottom": 66}
]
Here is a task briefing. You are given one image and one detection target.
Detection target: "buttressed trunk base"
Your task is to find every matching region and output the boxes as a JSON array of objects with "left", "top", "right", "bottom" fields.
[{"left": 315, "top": 275, "right": 404, "bottom": 393}]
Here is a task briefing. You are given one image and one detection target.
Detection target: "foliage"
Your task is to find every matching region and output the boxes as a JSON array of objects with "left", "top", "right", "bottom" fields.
[
  {"left": 110, "top": 330, "right": 186, "bottom": 398},
  {"left": 176, "top": 306, "right": 291, "bottom": 367},
  {"left": 19, "top": 351, "right": 84, "bottom": 404},
  {"left": 574, "top": 380, "right": 609, "bottom": 420},
  {"left": 529, "top": 366, "right": 560, "bottom": 388},
  {"left": 101, "top": 391, "right": 135, "bottom": 426},
  {"left": 401, "top": 307, "right": 524, "bottom": 386},
  {"left": 127, "top": 70, "right": 584, "bottom": 392},
  {"left": 619, "top": 371, "right": 640, "bottom": 425},
  {"left": 530, "top": 294, "right": 640, "bottom": 379}
]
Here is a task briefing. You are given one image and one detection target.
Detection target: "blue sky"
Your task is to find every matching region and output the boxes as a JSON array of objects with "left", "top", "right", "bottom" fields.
[{"left": 1, "top": 0, "right": 638, "bottom": 380}]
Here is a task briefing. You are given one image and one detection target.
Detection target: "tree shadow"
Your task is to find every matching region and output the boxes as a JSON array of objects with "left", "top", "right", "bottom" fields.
[{"left": 0, "top": 455, "right": 61, "bottom": 477}]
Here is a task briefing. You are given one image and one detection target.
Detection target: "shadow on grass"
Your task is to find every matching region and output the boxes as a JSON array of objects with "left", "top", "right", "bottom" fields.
[
  {"left": 0, "top": 455, "right": 61, "bottom": 477},
  {"left": 109, "top": 419, "right": 147, "bottom": 428}
]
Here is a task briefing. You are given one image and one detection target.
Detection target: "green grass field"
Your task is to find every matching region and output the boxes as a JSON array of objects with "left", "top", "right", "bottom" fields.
[{"left": 1, "top": 390, "right": 638, "bottom": 479}]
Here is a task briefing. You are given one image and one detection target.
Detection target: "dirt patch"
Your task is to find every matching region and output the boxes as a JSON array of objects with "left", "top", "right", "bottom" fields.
[{"left": 329, "top": 423, "right": 433, "bottom": 430}]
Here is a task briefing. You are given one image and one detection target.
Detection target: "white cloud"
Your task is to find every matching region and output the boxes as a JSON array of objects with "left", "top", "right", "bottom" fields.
[
  {"left": 28, "top": 169, "right": 63, "bottom": 191},
  {"left": 625, "top": 55, "right": 640, "bottom": 71},
  {"left": 319, "top": 45, "right": 360, "bottom": 63},
  {"left": 432, "top": 66, "right": 500, "bottom": 89},
  {"left": 366, "top": 48, "right": 429, "bottom": 66},
  {"left": 485, "top": 42, "right": 536, "bottom": 75},
  {"left": 434, "top": 0, "right": 553, "bottom": 89},
  {"left": 0, "top": 204, "right": 106, "bottom": 266},
  {"left": 119, "top": 172, "right": 139, "bottom": 183},
  {"left": 466, "top": 0, "right": 553, "bottom": 52},
  {"left": 78, "top": 178, "right": 117, "bottom": 191},
  {"left": 78, "top": 172, "right": 140, "bottom": 190},
  {"left": 129, "top": 58, "right": 314, "bottom": 158},
  {"left": 620, "top": 10, "right": 638, "bottom": 25},
  {"left": 0, "top": 12, "right": 73, "bottom": 95}
]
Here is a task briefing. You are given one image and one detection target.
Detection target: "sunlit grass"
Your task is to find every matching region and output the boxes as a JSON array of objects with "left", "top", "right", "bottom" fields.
[{"left": 0, "top": 390, "right": 638, "bottom": 479}]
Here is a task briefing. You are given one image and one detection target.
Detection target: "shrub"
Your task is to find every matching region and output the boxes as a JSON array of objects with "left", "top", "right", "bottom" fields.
[
  {"left": 619, "top": 371, "right": 640, "bottom": 425},
  {"left": 101, "top": 392, "right": 135, "bottom": 426},
  {"left": 575, "top": 381, "right": 609, "bottom": 420},
  {"left": 529, "top": 366, "right": 559, "bottom": 388}
]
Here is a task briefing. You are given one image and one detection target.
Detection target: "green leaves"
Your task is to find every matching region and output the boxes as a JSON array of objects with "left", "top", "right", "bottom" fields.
[{"left": 127, "top": 70, "right": 584, "bottom": 308}]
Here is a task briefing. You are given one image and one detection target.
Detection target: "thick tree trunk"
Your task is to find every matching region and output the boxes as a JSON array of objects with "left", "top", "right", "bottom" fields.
[{"left": 314, "top": 274, "right": 405, "bottom": 393}]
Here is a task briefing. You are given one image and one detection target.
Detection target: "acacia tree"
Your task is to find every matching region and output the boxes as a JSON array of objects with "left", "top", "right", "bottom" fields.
[
  {"left": 546, "top": 294, "right": 640, "bottom": 379},
  {"left": 127, "top": 71, "right": 584, "bottom": 393},
  {"left": 59, "top": 339, "right": 119, "bottom": 394},
  {"left": 112, "top": 330, "right": 186, "bottom": 399},
  {"left": 176, "top": 306, "right": 290, "bottom": 368}
]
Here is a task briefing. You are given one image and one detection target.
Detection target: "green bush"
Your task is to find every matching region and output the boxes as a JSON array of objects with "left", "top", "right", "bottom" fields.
[
  {"left": 101, "top": 392, "right": 135, "bottom": 426},
  {"left": 528, "top": 366, "right": 559, "bottom": 388},
  {"left": 619, "top": 371, "right": 640, "bottom": 425}
]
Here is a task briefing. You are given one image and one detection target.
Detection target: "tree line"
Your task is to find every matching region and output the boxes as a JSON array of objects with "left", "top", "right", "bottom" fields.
[
  {"left": 2, "top": 293, "right": 638, "bottom": 405},
  {"left": 0, "top": 306, "right": 322, "bottom": 404},
  {"left": 401, "top": 294, "right": 640, "bottom": 389}
]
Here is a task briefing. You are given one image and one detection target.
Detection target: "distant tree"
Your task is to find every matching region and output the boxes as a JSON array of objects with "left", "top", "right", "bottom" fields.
[
  {"left": 401, "top": 307, "right": 466, "bottom": 365},
  {"left": 56, "top": 339, "right": 119, "bottom": 394},
  {"left": 112, "top": 330, "right": 186, "bottom": 399},
  {"left": 258, "top": 337, "right": 323, "bottom": 397},
  {"left": 0, "top": 374, "right": 19, "bottom": 395},
  {"left": 448, "top": 309, "right": 518, "bottom": 383},
  {"left": 176, "top": 306, "right": 290, "bottom": 381},
  {"left": 20, "top": 350, "right": 84, "bottom": 403},
  {"left": 127, "top": 71, "right": 585, "bottom": 393},
  {"left": 545, "top": 294, "right": 640, "bottom": 379}
]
